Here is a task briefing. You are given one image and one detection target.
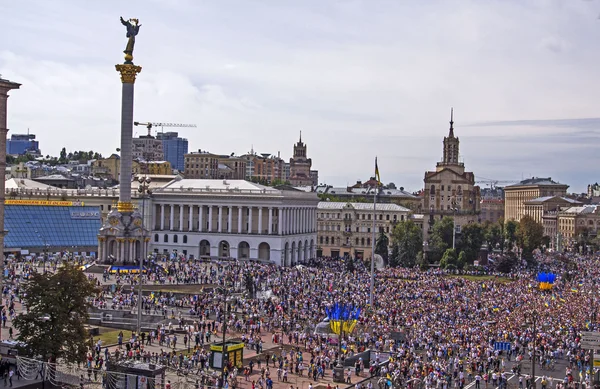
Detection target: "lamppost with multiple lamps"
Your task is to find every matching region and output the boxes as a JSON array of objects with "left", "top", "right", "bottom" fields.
[
  {"left": 523, "top": 310, "right": 539, "bottom": 389},
  {"left": 136, "top": 176, "right": 151, "bottom": 336}
]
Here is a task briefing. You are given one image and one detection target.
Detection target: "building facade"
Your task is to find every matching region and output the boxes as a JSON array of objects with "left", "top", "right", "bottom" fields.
[
  {"left": 148, "top": 178, "right": 318, "bottom": 266},
  {"left": 7, "top": 133, "right": 40, "bottom": 156},
  {"left": 156, "top": 132, "right": 188, "bottom": 172},
  {"left": 479, "top": 199, "right": 504, "bottom": 224},
  {"left": 317, "top": 202, "right": 412, "bottom": 259},
  {"left": 132, "top": 135, "right": 164, "bottom": 162},
  {"left": 289, "top": 134, "right": 313, "bottom": 186},
  {"left": 504, "top": 177, "right": 569, "bottom": 222},
  {"left": 422, "top": 111, "right": 481, "bottom": 238},
  {"left": 218, "top": 156, "right": 247, "bottom": 180},
  {"left": 557, "top": 205, "right": 600, "bottom": 243},
  {"left": 523, "top": 195, "right": 581, "bottom": 224},
  {"left": 184, "top": 151, "right": 219, "bottom": 179},
  {"left": 242, "top": 153, "right": 285, "bottom": 183}
]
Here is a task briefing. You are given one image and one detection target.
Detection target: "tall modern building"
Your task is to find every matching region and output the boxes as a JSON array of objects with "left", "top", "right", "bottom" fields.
[
  {"left": 7, "top": 133, "right": 40, "bottom": 156},
  {"left": 157, "top": 131, "right": 188, "bottom": 172}
]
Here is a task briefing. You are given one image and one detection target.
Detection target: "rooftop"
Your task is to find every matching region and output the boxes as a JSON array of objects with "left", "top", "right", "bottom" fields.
[
  {"left": 155, "top": 178, "right": 281, "bottom": 194},
  {"left": 5, "top": 178, "right": 53, "bottom": 190},
  {"left": 560, "top": 205, "right": 598, "bottom": 215},
  {"left": 525, "top": 196, "right": 581, "bottom": 204},
  {"left": 506, "top": 177, "right": 568, "bottom": 188},
  {"left": 318, "top": 201, "right": 411, "bottom": 212}
]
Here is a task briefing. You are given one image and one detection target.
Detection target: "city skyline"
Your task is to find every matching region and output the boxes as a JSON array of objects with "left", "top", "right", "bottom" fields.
[{"left": 1, "top": 0, "right": 599, "bottom": 193}]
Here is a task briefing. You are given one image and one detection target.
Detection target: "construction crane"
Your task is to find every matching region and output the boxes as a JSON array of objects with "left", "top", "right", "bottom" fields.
[
  {"left": 133, "top": 121, "right": 197, "bottom": 137},
  {"left": 475, "top": 178, "right": 519, "bottom": 189}
]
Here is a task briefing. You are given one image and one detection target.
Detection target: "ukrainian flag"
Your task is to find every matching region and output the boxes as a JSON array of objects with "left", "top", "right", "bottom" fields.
[
  {"left": 375, "top": 157, "right": 381, "bottom": 186},
  {"left": 493, "top": 306, "right": 500, "bottom": 312},
  {"left": 571, "top": 288, "right": 579, "bottom": 293}
]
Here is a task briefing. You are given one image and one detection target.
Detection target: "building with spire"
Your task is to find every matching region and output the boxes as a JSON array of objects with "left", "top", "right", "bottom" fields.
[
  {"left": 289, "top": 132, "right": 316, "bottom": 186},
  {"left": 422, "top": 110, "right": 481, "bottom": 238}
]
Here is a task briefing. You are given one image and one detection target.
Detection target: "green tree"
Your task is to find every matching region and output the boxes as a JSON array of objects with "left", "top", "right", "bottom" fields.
[
  {"left": 13, "top": 263, "right": 99, "bottom": 363},
  {"left": 516, "top": 215, "right": 544, "bottom": 262},
  {"left": 375, "top": 230, "right": 389, "bottom": 263},
  {"left": 59, "top": 147, "right": 67, "bottom": 162},
  {"left": 483, "top": 221, "right": 503, "bottom": 251},
  {"left": 391, "top": 219, "right": 423, "bottom": 267},
  {"left": 440, "top": 248, "right": 457, "bottom": 269},
  {"left": 389, "top": 244, "right": 401, "bottom": 267},
  {"left": 457, "top": 251, "right": 467, "bottom": 270},
  {"left": 429, "top": 217, "right": 454, "bottom": 262},
  {"left": 458, "top": 223, "right": 485, "bottom": 262},
  {"left": 504, "top": 219, "right": 518, "bottom": 252}
]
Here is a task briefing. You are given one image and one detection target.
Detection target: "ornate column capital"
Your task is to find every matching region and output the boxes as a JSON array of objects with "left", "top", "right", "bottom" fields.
[{"left": 115, "top": 64, "right": 142, "bottom": 84}]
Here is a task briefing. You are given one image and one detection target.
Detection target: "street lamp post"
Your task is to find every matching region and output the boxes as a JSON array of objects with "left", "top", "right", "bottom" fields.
[
  {"left": 219, "top": 284, "right": 232, "bottom": 389},
  {"left": 136, "top": 176, "right": 151, "bottom": 336},
  {"left": 452, "top": 208, "right": 458, "bottom": 250},
  {"left": 525, "top": 310, "right": 539, "bottom": 389}
]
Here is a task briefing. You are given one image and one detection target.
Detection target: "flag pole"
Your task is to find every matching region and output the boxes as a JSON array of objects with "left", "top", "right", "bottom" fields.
[{"left": 369, "top": 158, "right": 378, "bottom": 307}]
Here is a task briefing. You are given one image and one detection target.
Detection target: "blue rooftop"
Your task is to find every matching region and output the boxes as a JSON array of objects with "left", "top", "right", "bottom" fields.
[{"left": 4, "top": 205, "right": 101, "bottom": 250}]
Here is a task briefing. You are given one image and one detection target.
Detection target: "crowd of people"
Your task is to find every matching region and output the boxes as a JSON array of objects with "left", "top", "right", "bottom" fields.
[{"left": 3, "top": 251, "right": 600, "bottom": 389}]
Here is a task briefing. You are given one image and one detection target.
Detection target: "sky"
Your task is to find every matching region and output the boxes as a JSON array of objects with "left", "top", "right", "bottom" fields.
[{"left": 1, "top": 0, "right": 600, "bottom": 193}]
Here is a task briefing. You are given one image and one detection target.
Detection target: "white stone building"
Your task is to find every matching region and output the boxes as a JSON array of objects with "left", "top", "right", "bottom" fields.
[{"left": 149, "top": 178, "right": 318, "bottom": 266}]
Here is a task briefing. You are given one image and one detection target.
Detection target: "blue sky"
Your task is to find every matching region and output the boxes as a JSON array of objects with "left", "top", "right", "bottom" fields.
[{"left": 1, "top": 0, "right": 599, "bottom": 193}]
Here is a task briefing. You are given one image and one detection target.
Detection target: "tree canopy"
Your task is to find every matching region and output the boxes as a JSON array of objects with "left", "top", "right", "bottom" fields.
[
  {"left": 390, "top": 219, "right": 423, "bottom": 267},
  {"left": 14, "top": 263, "right": 99, "bottom": 363}
]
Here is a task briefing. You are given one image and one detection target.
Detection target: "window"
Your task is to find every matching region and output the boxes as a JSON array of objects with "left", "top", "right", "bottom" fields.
[
  {"left": 401, "top": 215, "right": 405, "bottom": 221},
  {"left": 367, "top": 228, "right": 371, "bottom": 233},
  {"left": 183, "top": 235, "right": 188, "bottom": 244},
  {"left": 430, "top": 185, "right": 435, "bottom": 194},
  {"left": 355, "top": 227, "right": 359, "bottom": 232},
  {"left": 393, "top": 215, "right": 397, "bottom": 221},
  {"left": 386, "top": 215, "right": 390, "bottom": 221},
  {"left": 174, "top": 235, "right": 178, "bottom": 243},
  {"left": 337, "top": 225, "right": 340, "bottom": 231},
  {"left": 320, "top": 236, "right": 323, "bottom": 244},
  {"left": 164, "top": 234, "right": 168, "bottom": 242},
  {"left": 154, "top": 234, "right": 158, "bottom": 242},
  {"left": 325, "top": 237, "right": 329, "bottom": 244},
  {"left": 355, "top": 238, "right": 359, "bottom": 245},
  {"left": 361, "top": 238, "right": 365, "bottom": 246},
  {"left": 379, "top": 215, "right": 383, "bottom": 220},
  {"left": 386, "top": 227, "right": 390, "bottom": 233},
  {"left": 368, "top": 214, "right": 371, "bottom": 220},
  {"left": 367, "top": 238, "right": 371, "bottom": 246},
  {"left": 441, "top": 185, "right": 444, "bottom": 191}
]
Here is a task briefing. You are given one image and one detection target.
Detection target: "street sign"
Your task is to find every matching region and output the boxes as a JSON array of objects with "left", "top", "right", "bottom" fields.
[
  {"left": 581, "top": 340, "right": 600, "bottom": 350},
  {"left": 582, "top": 333, "right": 600, "bottom": 349},
  {"left": 582, "top": 332, "right": 600, "bottom": 341},
  {"left": 494, "top": 342, "right": 511, "bottom": 351}
]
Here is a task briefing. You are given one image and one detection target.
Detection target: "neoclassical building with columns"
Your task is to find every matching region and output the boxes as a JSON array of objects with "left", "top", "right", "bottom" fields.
[{"left": 148, "top": 178, "right": 318, "bottom": 266}]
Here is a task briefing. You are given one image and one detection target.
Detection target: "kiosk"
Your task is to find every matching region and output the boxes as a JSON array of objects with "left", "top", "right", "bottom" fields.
[{"left": 210, "top": 341, "right": 244, "bottom": 370}]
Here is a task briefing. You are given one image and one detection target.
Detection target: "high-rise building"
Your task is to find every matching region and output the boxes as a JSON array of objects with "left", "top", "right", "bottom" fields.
[
  {"left": 156, "top": 131, "right": 188, "bottom": 172},
  {"left": 422, "top": 110, "right": 481, "bottom": 238},
  {"left": 289, "top": 132, "right": 313, "bottom": 186},
  {"left": 7, "top": 133, "right": 40, "bottom": 156}
]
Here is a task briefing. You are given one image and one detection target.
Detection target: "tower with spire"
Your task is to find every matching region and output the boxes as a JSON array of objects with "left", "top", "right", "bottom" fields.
[
  {"left": 289, "top": 131, "right": 315, "bottom": 186},
  {"left": 437, "top": 108, "right": 464, "bottom": 174},
  {"left": 422, "top": 109, "right": 481, "bottom": 243}
]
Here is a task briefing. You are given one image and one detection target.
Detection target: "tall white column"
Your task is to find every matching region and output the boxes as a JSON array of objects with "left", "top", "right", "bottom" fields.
[
  {"left": 238, "top": 206, "right": 243, "bottom": 233},
  {"left": 287, "top": 208, "right": 292, "bottom": 235},
  {"left": 218, "top": 206, "right": 223, "bottom": 233},
  {"left": 188, "top": 205, "right": 194, "bottom": 231},
  {"left": 258, "top": 207, "right": 263, "bottom": 234},
  {"left": 277, "top": 208, "right": 282, "bottom": 235},
  {"left": 268, "top": 207, "right": 273, "bottom": 235},
  {"left": 160, "top": 204, "right": 165, "bottom": 230},
  {"left": 301, "top": 208, "right": 306, "bottom": 233},
  {"left": 179, "top": 205, "right": 184, "bottom": 231},
  {"left": 208, "top": 206, "right": 213, "bottom": 232},
  {"left": 228, "top": 206, "right": 233, "bottom": 233},
  {"left": 248, "top": 206, "right": 253, "bottom": 234},
  {"left": 198, "top": 205, "right": 204, "bottom": 232},
  {"left": 169, "top": 204, "right": 174, "bottom": 230}
]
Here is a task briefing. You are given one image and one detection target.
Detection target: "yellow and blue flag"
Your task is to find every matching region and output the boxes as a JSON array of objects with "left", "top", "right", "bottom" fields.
[{"left": 375, "top": 157, "right": 381, "bottom": 186}]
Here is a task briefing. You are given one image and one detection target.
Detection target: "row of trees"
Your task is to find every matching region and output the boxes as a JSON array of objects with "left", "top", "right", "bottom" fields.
[
  {"left": 379, "top": 215, "right": 545, "bottom": 269},
  {"left": 6, "top": 148, "right": 103, "bottom": 165}
]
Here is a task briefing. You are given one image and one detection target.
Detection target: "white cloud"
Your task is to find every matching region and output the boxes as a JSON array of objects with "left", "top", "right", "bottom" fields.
[{"left": 1, "top": 0, "right": 599, "bottom": 192}]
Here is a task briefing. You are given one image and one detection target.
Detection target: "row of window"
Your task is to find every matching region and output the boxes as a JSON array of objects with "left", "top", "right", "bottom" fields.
[
  {"left": 430, "top": 185, "right": 464, "bottom": 195},
  {"left": 320, "top": 213, "right": 401, "bottom": 221},
  {"left": 155, "top": 234, "right": 189, "bottom": 244},
  {"left": 320, "top": 236, "right": 372, "bottom": 246}
]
